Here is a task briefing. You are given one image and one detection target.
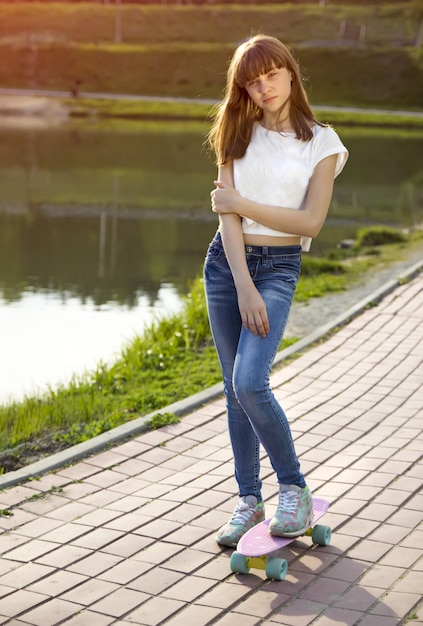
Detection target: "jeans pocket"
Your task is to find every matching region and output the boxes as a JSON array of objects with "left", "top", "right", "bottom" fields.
[{"left": 205, "top": 240, "right": 223, "bottom": 263}]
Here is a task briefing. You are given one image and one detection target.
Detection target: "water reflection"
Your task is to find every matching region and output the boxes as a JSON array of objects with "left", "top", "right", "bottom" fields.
[
  {"left": 0, "top": 119, "right": 422, "bottom": 401},
  {"left": 1, "top": 119, "right": 422, "bottom": 307},
  {"left": 0, "top": 119, "right": 218, "bottom": 307}
]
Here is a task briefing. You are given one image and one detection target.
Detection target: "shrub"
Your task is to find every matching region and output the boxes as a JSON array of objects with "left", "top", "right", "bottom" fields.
[{"left": 356, "top": 226, "right": 407, "bottom": 247}]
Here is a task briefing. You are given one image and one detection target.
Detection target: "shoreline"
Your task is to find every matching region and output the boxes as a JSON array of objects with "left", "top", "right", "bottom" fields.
[
  {"left": 0, "top": 92, "right": 423, "bottom": 130},
  {"left": 1, "top": 247, "right": 422, "bottom": 488}
]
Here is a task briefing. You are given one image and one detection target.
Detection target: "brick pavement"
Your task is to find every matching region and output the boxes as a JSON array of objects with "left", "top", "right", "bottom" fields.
[{"left": 0, "top": 271, "right": 422, "bottom": 626}]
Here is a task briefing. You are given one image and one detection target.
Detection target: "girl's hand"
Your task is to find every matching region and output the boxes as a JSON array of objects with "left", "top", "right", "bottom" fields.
[
  {"left": 237, "top": 282, "right": 269, "bottom": 337},
  {"left": 211, "top": 181, "right": 241, "bottom": 215}
]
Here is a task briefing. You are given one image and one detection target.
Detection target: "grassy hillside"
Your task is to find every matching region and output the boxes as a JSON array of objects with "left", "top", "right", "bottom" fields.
[
  {"left": 0, "top": 3, "right": 422, "bottom": 108},
  {"left": 0, "top": 2, "right": 420, "bottom": 45}
]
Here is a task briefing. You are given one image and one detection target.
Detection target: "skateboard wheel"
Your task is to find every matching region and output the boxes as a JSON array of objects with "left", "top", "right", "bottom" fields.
[
  {"left": 230, "top": 552, "right": 250, "bottom": 575},
  {"left": 312, "top": 524, "right": 332, "bottom": 546},
  {"left": 265, "top": 557, "right": 288, "bottom": 580}
]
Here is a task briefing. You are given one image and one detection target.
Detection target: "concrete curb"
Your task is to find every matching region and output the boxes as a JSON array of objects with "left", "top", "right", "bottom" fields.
[{"left": 1, "top": 259, "right": 421, "bottom": 491}]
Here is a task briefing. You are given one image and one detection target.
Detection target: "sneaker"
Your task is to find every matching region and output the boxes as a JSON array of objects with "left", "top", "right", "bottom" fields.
[
  {"left": 216, "top": 495, "right": 265, "bottom": 548},
  {"left": 269, "top": 484, "right": 313, "bottom": 537}
]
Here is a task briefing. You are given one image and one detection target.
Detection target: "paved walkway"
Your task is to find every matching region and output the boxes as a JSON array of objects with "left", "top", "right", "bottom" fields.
[{"left": 0, "top": 271, "right": 422, "bottom": 626}]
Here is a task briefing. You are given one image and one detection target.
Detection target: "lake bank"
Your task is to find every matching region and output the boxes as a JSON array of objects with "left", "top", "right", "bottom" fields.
[
  {"left": 1, "top": 233, "right": 422, "bottom": 477},
  {"left": 1, "top": 91, "right": 423, "bottom": 131}
]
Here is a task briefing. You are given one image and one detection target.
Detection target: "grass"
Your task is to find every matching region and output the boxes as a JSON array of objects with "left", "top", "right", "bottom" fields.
[
  {"left": 0, "top": 3, "right": 420, "bottom": 47},
  {"left": 0, "top": 3, "right": 422, "bottom": 109},
  {"left": 66, "top": 97, "right": 214, "bottom": 122},
  {"left": 1, "top": 43, "right": 422, "bottom": 109},
  {"left": 1, "top": 227, "right": 422, "bottom": 471},
  {"left": 64, "top": 97, "right": 423, "bottom": 130}
]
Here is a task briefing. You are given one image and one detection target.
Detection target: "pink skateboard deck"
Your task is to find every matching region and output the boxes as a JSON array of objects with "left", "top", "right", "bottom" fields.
[{"left": 231, "top": 497, "right": 331, "bottom": 580}]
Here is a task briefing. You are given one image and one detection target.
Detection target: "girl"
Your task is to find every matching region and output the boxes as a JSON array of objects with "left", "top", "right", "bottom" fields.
[{"left": 204, "top": 34, "right": 348, "bottom": 548}]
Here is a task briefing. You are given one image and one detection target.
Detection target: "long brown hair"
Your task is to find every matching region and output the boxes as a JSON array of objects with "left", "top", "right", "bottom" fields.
[{"left": 207, "top": 34, "right": 323, "bottom": 166}]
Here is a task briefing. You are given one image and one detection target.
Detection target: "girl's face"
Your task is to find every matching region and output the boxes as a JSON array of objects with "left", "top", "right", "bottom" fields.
[{"left": 245, "top": 65, "right": 292, "bottom": 122}]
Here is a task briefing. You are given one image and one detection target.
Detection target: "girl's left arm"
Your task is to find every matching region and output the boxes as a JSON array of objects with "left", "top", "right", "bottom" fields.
[{"left": 211, "top": 154, "right": 338, "bottom": 239}]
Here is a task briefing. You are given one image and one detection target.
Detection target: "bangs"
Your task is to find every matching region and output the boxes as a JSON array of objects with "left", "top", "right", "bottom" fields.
[{"left": 234, "top": 41, "right": 286, "bottom": 87}]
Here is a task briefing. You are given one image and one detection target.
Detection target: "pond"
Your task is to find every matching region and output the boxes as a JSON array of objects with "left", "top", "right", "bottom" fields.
[{"left": 1, "top": 117, "right": 422, "bottom": 403}]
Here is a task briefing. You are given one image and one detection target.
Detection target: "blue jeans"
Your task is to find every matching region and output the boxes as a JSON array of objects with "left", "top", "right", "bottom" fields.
[{"left": 204, "top": 231, "right": 306, "bottom": 501}]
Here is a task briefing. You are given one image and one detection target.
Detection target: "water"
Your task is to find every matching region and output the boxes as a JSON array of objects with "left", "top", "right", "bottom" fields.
[{"left": 1, "top": 117, "right": 422, "bottom": 402}]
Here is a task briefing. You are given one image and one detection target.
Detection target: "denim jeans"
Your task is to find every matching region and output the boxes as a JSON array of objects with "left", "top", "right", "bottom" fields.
[{"left": 204, "top": 231, "right": 306, "bottom": 501}]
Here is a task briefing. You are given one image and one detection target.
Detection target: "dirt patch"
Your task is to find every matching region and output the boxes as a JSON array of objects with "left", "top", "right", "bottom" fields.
[{"left": 0, "top": 433, "right": 72, "bottom": 473}]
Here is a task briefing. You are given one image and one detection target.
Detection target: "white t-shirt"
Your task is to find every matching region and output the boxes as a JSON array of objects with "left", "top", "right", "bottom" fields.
[{"left": 233, "top": 122, "right": 349, "bottom": 251}]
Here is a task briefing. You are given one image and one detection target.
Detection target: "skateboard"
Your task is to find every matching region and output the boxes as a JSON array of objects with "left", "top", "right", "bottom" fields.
[{"left": 230, "top": 497, "right": 331, "bottom": 580}]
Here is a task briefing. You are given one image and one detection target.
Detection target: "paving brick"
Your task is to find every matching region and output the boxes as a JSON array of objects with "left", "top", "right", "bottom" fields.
[
  {"left": 126, "top": 566, "right": 183, "bottom": 596},
  {"left": 67, "top": 552, "right": 124, "bottom": 577},
  {"left": 370, "top": 591, "right": 421, "bottom": 618},
  {"left": 368, "top": 522, "right": 411, "bottom": 545},
  {"left": 27, "top": 570, "right": 87, "bottom": 596},
  {"left": 311, "top": 607, "right": 366, "bottom": 625},
  {"left": 358, "top": 616, "right": 401, "bottom": 626},
  {"left": 299, "top": 577, "right": 351, "bottom": 604},
  {"left": 44, "top": 501, "right": 95, "bottom": 522},
  {"left": 100, "top": 533, "right": 153, "bottom": 558},
  {"left": 378, "top": 545, "right": 421, "bottom": 568},
  {"left": 0, "top": 590, "right": 48, "bottom": 617},
  {"left": 392, "top": 570, "right": 423, "bottom": 594},
  {"left": 132, "top": 541, "right": 184, "bottom": 566},
  {"left": 231, "top": 589, "right": 290, "bottom": 618},
  {"left": 61, "top": 578, "right": 119, "bottom": 605},
  {"left": 161, "top": 523, "right": 212, "bottom": 546},
  {"left": 19, "top": 598, "right": 83, "bottom": 625},
  {"left": 86, "top": 450, "right": 129, "bottom": 468},
  {"left": 324, "top": 558, "right": 369, "bottom": 583},
  {"left": 359, "top": 565, "right": 405, "bottom": 589},
  {"left": 334, "top": 586, "right": 379, "bottom": 612},
  {"left": 98, "top": 558, "right": 152, "bottom": 585},
  {"left": 123, "top": 596, "right": 185, "bottom": 625},
  {"left": 212, "top": 614, "right": 261, "bottom": 626},
  {"left": 40, "top": 523, "right": 92, "bottom": 544},
  {"left": 265, "top": 599, "right": 326, "bottom": 625},
  {"left": 55, "top": 611, "right": 114, "bottom": 626},
  {"left": 73, "top": 507, "right": 123, "bottom": 528},
  {"left": 13, "top": 517, "right": 63, "bottom": 539},
  {"left": 60, "top": 481, "right": 100, "bottom": 500},
  {"left": 108, "top": 476, "right": 150, "bottom": 494},
  {"left": 103, "top": 512, "right": 149, "bottom": 533},
  {"left": 0, "top": 563, "right": 55, "bottom": 590},
  {"left": 161, "top": 575, "right": 215, "bottom": 603},
  {"left": 71, "top": 527, "right": 123, "bottom": 550},
  {"left": 160, "top": 547, "right": 214, "bottom": 574},
  {"left": 90, "top": 587, "right": 148, "bottom": 618},
  {"left": 204, "top": 580, "right": 260, "bottom": 610},
  {"left": 3, "top": 540, "right": 60, "bottom": 563},
  {"left": 56, "top": 462, "right": 101, "bottom": 481}
]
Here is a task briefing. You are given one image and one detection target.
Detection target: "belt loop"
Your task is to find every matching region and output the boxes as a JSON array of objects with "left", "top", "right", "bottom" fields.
[{"left": 262, "top": 246, "right": 268, "bottom": 264}]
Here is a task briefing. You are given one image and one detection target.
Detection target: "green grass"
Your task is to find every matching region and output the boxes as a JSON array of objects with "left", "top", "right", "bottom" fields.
[
  {"left": 64, "top": 98, "right": 423, "bottom": 130},
  {"left": 355, "top": 225, "right": 407, "bottom": 246},
  {"left": 0, "top": 3, "right": 419, "bottom": 47},
  {"left": 0, "top": 3, "right": 422, "bottom": 109},
  {"left": 1, "top": 228, "right": 421, "bottom": 471},
  {"left": 1, "top": 42, "right": 422, "bottom": 109},
  {"left": 66, "top": 97, "right": 214, "bottom": 122}
]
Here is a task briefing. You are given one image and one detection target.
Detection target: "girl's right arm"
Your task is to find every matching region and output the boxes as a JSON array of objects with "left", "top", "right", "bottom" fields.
[{"left": 214, "top": 163, "right": 269, "bottom": 337}]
